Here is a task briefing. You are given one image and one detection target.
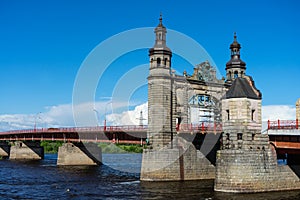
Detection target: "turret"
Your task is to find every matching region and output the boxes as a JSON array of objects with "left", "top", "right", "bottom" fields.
[{"left": 226, "top": 33, "right": 246, "bottom": 82}]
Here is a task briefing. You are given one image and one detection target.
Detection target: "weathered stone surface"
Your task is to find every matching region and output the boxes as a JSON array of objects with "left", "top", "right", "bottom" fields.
[
  {"left": 142, "top": 18, "right": 220, "bottom": 181},
  {"left": 0, "top": 141, "right": 10, "bottom": 158},
  {"left": 57, "top": 142, "right": 102, "bottom": 166},
  {"left": 141, "top": 137, "right": 215, "bottom": 181},
  {"left": 215, "top": 78, "right": 300, "bottom": 193},
  {"left": 10, "top": 141, "right": 44, "bottom": 160},
  {"left": 215, "top": 148, "right": 300, "bottom": 193}
]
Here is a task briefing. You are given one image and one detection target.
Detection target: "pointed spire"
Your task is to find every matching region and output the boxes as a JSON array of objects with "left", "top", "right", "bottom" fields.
[
  {"left": 150, "top": 14, "right": 171, "bottom": 52},
  {"left": 230, "top": 32, "right": 241, "bottom": 50},
  {"left": 159, "top": 13, "right": 163, "bottom": 25}
]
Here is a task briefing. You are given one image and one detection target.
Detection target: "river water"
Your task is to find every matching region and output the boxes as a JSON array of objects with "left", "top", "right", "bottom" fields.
[{"left": 1, "top": 153, "right": 300, "bottom": 199}]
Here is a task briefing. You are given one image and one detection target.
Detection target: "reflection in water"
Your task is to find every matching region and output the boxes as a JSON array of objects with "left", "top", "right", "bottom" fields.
[{"left": 0, "top": 153, "right": 300, "bottom": 199}]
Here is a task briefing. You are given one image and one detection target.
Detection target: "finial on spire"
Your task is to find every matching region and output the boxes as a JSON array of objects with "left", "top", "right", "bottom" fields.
[
  {"left": 159, "top": 13, "right": 163, "bottom": 25},
  {"left": 234, "top": 32, "right": 237, "bottom": 41}
]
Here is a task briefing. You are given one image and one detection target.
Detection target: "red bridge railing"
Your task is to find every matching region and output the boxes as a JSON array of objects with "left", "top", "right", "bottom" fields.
[
  {"left": 268, "top": 119, "right": 299, "bottom": 130},
  {"left": 0, "top": 122, "right": 223, "bottom": 136},
  {"left": 177, "top": 122, "right": 222, "bottom": 133},
  {"left": 0, "top": 125, "right": 148, "bottom": 135}
]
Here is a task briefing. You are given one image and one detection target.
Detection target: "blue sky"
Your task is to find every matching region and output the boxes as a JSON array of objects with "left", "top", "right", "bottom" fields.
[{"left": 0, "top": 0, "right": 299, "bottom": 129}]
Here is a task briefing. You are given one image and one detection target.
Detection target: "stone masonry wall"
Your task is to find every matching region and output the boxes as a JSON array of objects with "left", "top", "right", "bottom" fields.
[
  {"left": 141, "top": 137, "right": 215, "bottom": 181},
  {"left": 215, "top": 147, "right": 300, "bottom": 193},
  {"left": 216, "top": 95, "right": 300, "bottom": 193}
]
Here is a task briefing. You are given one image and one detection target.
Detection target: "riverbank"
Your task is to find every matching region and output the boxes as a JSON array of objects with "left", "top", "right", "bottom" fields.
[{"left": 40, "top": 141, "right": 144, "bottom": 154}]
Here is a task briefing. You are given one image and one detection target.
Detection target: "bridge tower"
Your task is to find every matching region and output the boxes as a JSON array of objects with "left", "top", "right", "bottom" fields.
[
  {"left": 141, "top": 15, "right": 215, "bottom": 181},
  {"left": 215, "top": 40, "right": 300, "bottom": 192},
  {"left": 225, "top": 33, "right": 246, "bottom": 83},
  {"left": 147, "top": 14, "right": 174, "bottom": 149}
]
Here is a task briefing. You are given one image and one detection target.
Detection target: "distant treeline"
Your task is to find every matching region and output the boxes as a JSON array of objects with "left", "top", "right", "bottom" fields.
[{"left": 40, "top": 141, "right": 144, "bottom": 154}]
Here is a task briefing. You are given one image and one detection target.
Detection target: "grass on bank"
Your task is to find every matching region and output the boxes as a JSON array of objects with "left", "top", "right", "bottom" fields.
[
  {"left": 40, "top": 141, "right": 63, "bottom": 154},
  {"left": 98, "top": 143, "right": 144, "bottom": 153},
  {"left": 40, "top": 141, "right": 144, "bottom": 154}
]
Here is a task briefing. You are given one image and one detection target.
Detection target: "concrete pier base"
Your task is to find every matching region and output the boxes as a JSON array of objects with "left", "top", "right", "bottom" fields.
[
  {"left": 57, "top": 142, "right": 102, "bottom": 166},
  {"left": 0, "top": 141, "right": 10, "bottom": 158},
  {"left": 9, "top": 141, "right": 44, "bottom": 160},
  {"left": 141, "top": 137, "right": 215, "bottom": 181}
]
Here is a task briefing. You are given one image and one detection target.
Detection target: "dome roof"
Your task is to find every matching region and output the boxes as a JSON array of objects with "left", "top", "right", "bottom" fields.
[{"left": 230, "top": 32, "right": 241, "bottom": 49}]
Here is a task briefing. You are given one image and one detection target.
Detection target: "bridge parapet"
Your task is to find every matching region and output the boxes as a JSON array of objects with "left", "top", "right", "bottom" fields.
[
  {"left": 177, "top": 122, "right": 222, "bottom": 134},
  {"left": 268, "top": 119, "right": 299, "bottom": 130},
  {"left": 267, "top": 129, "right": 300, "bottom": 136}
]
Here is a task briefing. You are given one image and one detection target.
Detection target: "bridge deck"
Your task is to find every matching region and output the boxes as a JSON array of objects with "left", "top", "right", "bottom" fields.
[{"left": 0, "top": 123, "right": 222, "bottom": 144}]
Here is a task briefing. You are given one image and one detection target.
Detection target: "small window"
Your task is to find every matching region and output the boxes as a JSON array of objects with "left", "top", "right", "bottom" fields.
[
  {"left": 164, "top": 58, "right": 167, "bottom": 65},
  {"left": 252, "top": 133, "right": 255, "bottom": 141},
  {"left": 234, "top": 71, "right": 238, "bottom": 78},
  {"left": 157, "top": 58, "right": 161, "bottom": 66},
  {"left": 251, "top": 109, "right": 255, "bottom": 121},
  {"left": 159, "top": 33, "right": 162, "bottom": 40},
  {"left": 226, "top": 110, "right": 230, "bottom": 120},
  {"left": 237, "top": 133, "right": 243, "bottom": 140},
  {"left": 226, "top": 133, "right": 230, "bottom": 141}
]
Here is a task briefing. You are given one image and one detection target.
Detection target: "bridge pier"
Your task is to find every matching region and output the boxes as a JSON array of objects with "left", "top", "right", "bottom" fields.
[
  {"left": 141, "top": 136, "right": 215, "bottom": 181},
  {"left": 215, "top": 78, "right": 300, "bottom": 193},
  {"left": 57, "top": 142, "right": 102, "bottom": 166},
  {"left": 9, "top": 141, "right": 44, "bottom": 160},
  {"left": 0, "top": 141, "right": 10, "bottom": 158}
]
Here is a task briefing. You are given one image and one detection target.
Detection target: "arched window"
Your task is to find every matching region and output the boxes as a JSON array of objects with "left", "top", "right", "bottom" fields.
[
  {"left": 228, "top": 71, "right": 232, "bottom": 79},
  {"left": 157, "top": 58, "right": 161, "bottom": 66},
  {"left": 164, "top": 58, "right": 167, "bottom": 66},
  {"left": 234, "top": 71, "right": 238, "bottom": 78}
]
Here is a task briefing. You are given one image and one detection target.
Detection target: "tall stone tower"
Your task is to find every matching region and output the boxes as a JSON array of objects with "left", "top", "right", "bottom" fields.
[
  {"left": 214, "top": 39, "right": 300, "bottom": 193},
  {"left": 226, "top": 33, "right": 246, "bottom": 82},
  {"left": 141, "top": 16, "right": 215, "bottom": 181},
  {"left": 147, "top": 14, "right": 174, "bottom": 149}
]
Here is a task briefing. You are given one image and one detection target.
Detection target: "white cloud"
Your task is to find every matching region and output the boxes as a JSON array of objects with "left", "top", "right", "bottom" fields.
[
  {"left": 262, "top": 105, "right": 296, "bottom": 121},
  {"left": 0, "top": 102, "right": 296, "bottom": 132},
  {"left": 0, "top": 100, "right": 147, "bottom": 132},
  {"left": 106, "top": 102, "right": 148, "bottom": 126}
]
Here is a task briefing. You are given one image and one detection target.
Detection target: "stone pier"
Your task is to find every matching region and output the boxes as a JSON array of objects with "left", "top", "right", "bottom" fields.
[
  {"left": 141, "top": 137, "right": 215, "bottom": 181},
  {"left": 57, "top": 142, "right": 102, "bottom": 166},
  {"left": 214, "top": 77, "right": 300, "bottom": 193},
  {"left": 0, "top": 141, "right": 10, "bottom": 158},
  {"left": 9, "top": 141, "right": 44, "bottom": 160}
]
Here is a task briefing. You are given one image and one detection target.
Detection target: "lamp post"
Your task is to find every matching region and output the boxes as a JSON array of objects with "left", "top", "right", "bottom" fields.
[
  {"left": 34, "top": 112, "right": 42, "bottom": 131},
  {"left": 93, "top": 109, "right": 100, "bottom": 127},
  {"left": 104, "top": 101, "right": 112, "bottom": 131}
]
